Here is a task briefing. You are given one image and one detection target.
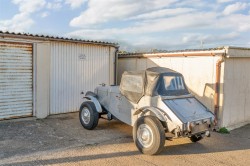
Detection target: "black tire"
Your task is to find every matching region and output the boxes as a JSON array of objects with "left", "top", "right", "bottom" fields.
[
  {"left": 133, "top": 116, "right": 165, "bottom": 155},
  {"left": 190, "top": 135, "right": 203, "bottom": 142},
  {"left": 79, "top": 102, "right": 99, "bottom": 130}
]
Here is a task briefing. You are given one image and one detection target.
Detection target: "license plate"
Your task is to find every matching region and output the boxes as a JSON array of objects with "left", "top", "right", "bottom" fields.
[{"left": 192, "top": 123, "right": 209, "bottom": 134}]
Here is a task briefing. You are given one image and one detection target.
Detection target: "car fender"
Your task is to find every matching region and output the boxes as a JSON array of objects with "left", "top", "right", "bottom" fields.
[
  {"left": 134, "top": 106, "right": 178, "bottom": 132},
  {"left": 82, "top": 95, "right": 102, "bottom": 113},
  {"left": 133, "top": 106, "right": 167, "bottom": 122}
]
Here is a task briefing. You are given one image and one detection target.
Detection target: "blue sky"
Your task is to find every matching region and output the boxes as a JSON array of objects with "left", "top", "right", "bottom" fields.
[{"left": 0, "top": 0, "right": 250, "bottom": 51}]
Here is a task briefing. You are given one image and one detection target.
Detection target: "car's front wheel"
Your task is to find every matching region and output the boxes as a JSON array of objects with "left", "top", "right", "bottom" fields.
[
  {"left": 79, "top": 102, "right": 99, "bottom": 130},
  {"left": 133, "top": 116, "right": 165, "bottom": 155}
]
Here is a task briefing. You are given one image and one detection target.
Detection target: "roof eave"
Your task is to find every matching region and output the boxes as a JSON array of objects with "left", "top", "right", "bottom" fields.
[
  {"left": 0, "top": 32, "right": 118, "bottom": 48},
  {"left": 119, "top": 49, "right": 227, "bottom": 58}
]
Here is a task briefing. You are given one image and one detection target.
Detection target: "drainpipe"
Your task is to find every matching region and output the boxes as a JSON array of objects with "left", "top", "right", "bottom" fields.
[
  {"left": 114, "top": 47, "right": 119, "bottom": 85},
  {"left": 214, "top": 57, "right": 224, "bottom": 125}
]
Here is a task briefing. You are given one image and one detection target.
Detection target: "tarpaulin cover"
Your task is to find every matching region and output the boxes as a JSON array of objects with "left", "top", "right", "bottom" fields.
[{"left": 120, "top": 67, "right": 190, "bottom": 103}]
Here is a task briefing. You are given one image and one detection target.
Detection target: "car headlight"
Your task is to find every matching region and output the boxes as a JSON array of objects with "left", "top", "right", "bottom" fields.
[{"left": 186, "top": 121, "right": 196, "bottom": 131}]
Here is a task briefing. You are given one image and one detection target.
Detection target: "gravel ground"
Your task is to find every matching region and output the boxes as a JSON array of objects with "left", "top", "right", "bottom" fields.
[{"left": 0, "top": 113, "right": 250, "bottom": 166}]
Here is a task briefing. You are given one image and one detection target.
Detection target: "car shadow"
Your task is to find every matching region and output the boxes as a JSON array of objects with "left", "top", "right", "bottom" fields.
[
  {"left": 1, "top": 113, "right": 250, "bottom": 165},
  {"left": 3, "top": 151, "right": 139, "bottom": 166},
  {"left": 5, "top": 133, "right": 250, "bottom": 166},
  {"left": 162, "top": 124, "right": 250, "bottom": 156}
]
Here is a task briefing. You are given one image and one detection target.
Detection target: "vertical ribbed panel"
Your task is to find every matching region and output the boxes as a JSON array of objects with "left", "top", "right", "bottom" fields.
[
  {"left": 0, "top": 42, "right": 33, "bottom": 120},
  {"left": 50, "top": 42, "right": 111, "bottom": 114}
]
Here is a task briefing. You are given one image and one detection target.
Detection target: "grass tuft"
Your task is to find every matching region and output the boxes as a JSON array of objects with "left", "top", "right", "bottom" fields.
[{"left": 219, "top": 127, "right": 230, "bottom": 134}]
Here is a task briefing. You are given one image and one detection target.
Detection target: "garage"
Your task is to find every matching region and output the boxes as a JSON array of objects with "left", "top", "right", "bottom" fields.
[
  {"left": 118, "top": 47, "right": 250, "bottom": 129},
  {"left": 0, "top": 42, "right": 33, "bottom": 119},
  {"left": 0, "top": 31, "right": 118, "bottom": 120}
]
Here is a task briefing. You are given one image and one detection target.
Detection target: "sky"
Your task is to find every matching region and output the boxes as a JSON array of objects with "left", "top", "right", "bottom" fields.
[{"left": 0, "top": 0, "right": 250, "bottom": 51}]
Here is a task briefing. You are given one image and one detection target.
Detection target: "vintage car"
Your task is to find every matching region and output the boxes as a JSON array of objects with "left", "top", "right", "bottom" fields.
[{"left": 79, "top": 67, "right": 214, "bottom": 155}]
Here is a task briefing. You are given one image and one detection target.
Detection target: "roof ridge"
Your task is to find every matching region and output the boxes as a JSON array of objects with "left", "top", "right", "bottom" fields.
[{"left": 0, "top": 30, "right": 118, "bottom": 47}]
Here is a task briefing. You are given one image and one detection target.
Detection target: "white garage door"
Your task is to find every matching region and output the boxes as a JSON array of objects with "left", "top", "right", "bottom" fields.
[
  {"left": 0, "top": 42, "right": 33, "bottom": 120},
  {"left": 50, "top": 43, "right": 111, "bottom": 114}
]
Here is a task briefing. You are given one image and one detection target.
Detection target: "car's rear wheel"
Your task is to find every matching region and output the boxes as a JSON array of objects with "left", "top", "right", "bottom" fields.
[
  {"left": 133, "top": 116, "right": 165, "bottom": 155},
  {"left": 79, "top": 102, "right": 99, "bottom": 130},
  {"left": 190, "top": 134, "right": 203, "bottom": 142}
]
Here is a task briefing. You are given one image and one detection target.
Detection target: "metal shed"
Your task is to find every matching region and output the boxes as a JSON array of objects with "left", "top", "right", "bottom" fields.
[
  {"left": 118, "top": 47, "right": 250, "bottom": 129},
  {"left": 0, "top": 31, "right": 118, "bottom": 120}
]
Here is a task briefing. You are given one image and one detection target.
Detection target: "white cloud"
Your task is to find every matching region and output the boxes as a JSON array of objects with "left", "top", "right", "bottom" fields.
[
  {"left": 67, "top": 7, "right": 250, "bottom": 50},
  {"left": 175, "top": 0, "right": 212, "bottom": 8},
  {"left": 65, "top": 0, "right": 87, "bottom": 9},
  {"left": 182, "top": 32, "right": 239, "bottom": 44},
  {"left": 0, "top": 0, "right": 67, "bottom": 32},
  {"left": 0, "top": 13, "right": 34, "bottom": 32},
  {"left": 128, "top": 8, "right": 196, "bottom": 20},
  {"left": 217, "top": 0, "right": 235, "bottom": 3},
  {"left": 41, "top": 11, "right": 49, "bottom": 18},
  {"left": 2, "top": 0, "right": 248, "bottom": 50},
  {"left": 68, "top": 12, "right": 218, "bottom": 39},
  {"left": 0, "top": 0, "right": 46, "bottom": 32},
  {"left": 223, "top": 2, "right": 249, "bottom": 15},
  {"left": 12, "top": 0, "right": 46, "bottom": 13},
  {"left": 130, "top": 12, "right": 217, "bottom": 33},
  {"left": 70, "top": 0, "right": 178, "bottom": 27},
  {"left": 47, "top": 1, "right": 62, "bottom": 10},
  {"left": 216, "top": 14, "right": 250, "bottom": 32}
]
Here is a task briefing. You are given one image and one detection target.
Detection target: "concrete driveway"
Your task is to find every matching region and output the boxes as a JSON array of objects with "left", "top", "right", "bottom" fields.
[{"left": 0, "top": 113, "right": 250, "bottom": 166}]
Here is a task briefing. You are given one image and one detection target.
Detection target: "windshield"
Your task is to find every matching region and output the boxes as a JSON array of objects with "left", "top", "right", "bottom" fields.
[
  {"left": 157, "top": 75, "right": 189, "bottom": 96},
  {"left": 163, "top": 76, "right": 185, "bottom": 91}
]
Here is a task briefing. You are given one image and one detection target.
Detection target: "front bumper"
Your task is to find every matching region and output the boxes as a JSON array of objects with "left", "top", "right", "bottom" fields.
[
  {"left": 183, "top": 118, "right": 214, "bottom": 136},
  {"left": 190, "top": 122, "right": 210, "bottom": 134}
]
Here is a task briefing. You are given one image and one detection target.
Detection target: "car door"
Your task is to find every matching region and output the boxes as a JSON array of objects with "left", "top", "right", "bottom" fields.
[
  {"left": 108, "top": 86, "right": 122, "bottom": 118},
  {"left": 117, "top": 95, "right": 135, "bottom": 125}
]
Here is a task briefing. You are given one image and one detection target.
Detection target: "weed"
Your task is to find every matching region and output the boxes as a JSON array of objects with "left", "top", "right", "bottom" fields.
[{"left": 219, "top": 127, "right": 230, "bottom": 134}]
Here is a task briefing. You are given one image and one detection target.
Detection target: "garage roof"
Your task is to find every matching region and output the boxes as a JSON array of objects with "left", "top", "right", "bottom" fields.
[
  {"left": 0, "top": 31, "right": 118, "bottom": 48},
  {"left": 119, "top": 46, "right": 250, "bottom": 58}
]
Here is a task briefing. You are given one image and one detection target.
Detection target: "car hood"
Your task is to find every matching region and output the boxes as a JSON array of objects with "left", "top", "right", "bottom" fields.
[{"left": 163, "top": 97, "right": 214, "bottom": 123}]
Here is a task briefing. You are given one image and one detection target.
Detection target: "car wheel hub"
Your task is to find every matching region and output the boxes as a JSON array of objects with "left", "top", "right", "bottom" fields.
[
  {"left": 81, "top": 107, "right": 90, "bottom": 124},
  {"left": 137, "top": 124, "right": 153, "bottom": 148}
]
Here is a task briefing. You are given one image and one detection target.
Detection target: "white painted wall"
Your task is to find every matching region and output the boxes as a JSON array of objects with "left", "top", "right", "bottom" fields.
[
  {"left": 118, "top": 56, "right": 223, "bottom": 115},
  {"left": 35, "top": 42, "right": 50, "bottom": 119},
  {"left": 223, "top": 57, "right": 250, "bottom": 128}
]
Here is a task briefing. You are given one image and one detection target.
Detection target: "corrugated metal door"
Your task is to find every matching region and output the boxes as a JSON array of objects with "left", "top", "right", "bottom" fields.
[
  {"left": 0, "top": 42, "right": 33, "bottom": 119},
  {"left": 50, "top": 42, "right": 110, "bottom": 114}
]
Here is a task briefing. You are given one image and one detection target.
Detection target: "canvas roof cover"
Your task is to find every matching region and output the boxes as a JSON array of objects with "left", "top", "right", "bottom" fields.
[{"left": 120, "top": 67, "right": 190, "bottom": 103}]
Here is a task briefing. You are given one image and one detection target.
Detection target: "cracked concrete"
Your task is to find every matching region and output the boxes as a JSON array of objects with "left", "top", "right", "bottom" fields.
[{"left": 0, "top": 113, "right": 250, "bottom": 166}]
